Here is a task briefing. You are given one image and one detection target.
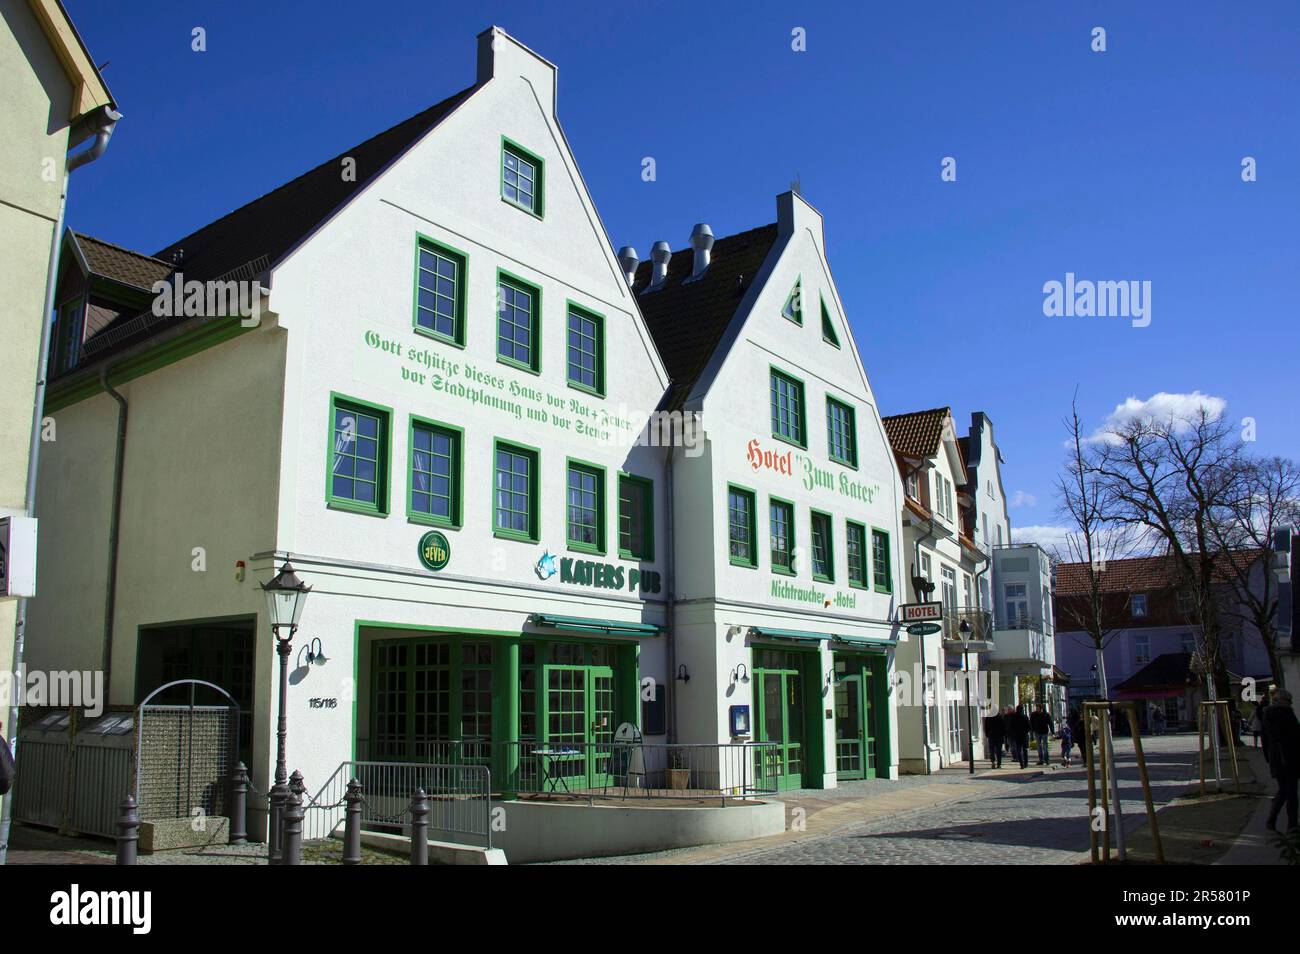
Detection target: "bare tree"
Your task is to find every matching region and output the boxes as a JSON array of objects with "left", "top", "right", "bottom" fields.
[
  {"left": 1087, "top": 406, "right": 1243, "bottom": 708},
  {"left": 1208, "top": 455, "right": 1300, "bottom": 690}
]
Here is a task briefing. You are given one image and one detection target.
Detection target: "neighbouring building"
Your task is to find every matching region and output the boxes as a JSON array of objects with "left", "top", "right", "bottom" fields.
[
  {"left": 0, "top": 0, "right": 116, "bottom": 841},
  {"left": 28, "top": 28, "right": 675, "bottom": 833},
  {"left": 883, "top": 407, "right": 988, "bottom": 773},
  {"left": 1054, "top": 554, "right": 1275, "bottom": 731},
  {"left": 630, "top": 191, "right": 906, "bottom": 788}
]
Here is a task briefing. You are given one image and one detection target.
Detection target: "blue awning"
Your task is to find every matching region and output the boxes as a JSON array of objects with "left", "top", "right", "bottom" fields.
[{"left": 528, "top": 614, "right": 662, "bottom": 638}]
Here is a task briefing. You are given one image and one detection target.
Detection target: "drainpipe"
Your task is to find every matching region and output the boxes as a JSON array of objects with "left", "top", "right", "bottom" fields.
[
  {"left": 0, "top": 105, "right": 121, "bottom": 865},
  {"left": 662, "top": 444, "right": 677, "bottom": 743},
  {"left": 99, "top": 365, "right": 129, "bottom": 706}
]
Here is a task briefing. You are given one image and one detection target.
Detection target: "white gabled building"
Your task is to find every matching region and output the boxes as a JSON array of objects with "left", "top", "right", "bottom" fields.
[
  {"left": 29, "top": 27, "right": 675, "bottom": 832},
  {"left": 631, "top": 192, "right": 906, "bottom": 788}
]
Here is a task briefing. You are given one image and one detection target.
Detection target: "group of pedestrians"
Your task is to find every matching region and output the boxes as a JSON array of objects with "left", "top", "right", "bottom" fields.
[{"left": 982, "top": 704, "right": 1086, "bottom": 769}]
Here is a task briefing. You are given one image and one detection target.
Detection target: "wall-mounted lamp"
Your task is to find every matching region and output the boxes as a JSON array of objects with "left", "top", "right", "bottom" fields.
[
  {"left": 305, "top": 637, "right": 328, "bottom": 668},
  {"left": 731, "top": 663, "right": 749, "bottom": 685},
  {"left": 726, "top": 624, "right": 743, "bottom": 638},
  {"left": 675, "top": 664, "right": 690, "bottom": 684}
]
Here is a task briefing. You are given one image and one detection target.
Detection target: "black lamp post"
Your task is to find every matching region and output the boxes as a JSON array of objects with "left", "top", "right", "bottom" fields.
[
  {"left": 261, "top": 559, "right": 311, "bottom": 863},
  {"left": 960, "top": 619, "right": 975, "bottom": 775}
]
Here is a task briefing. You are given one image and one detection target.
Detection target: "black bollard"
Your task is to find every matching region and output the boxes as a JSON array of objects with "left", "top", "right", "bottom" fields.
[
  {"left": 409, "top": 788, "right": 428, "bottom": 866},
  {"left": 116, "top": 796, "right": 140, "bottom": 865},
  {"left": 342, "top": 778, "right": 363, "bottom": 865},
  {"left": 282, "top": 788, "right": 304, "bottom": 866},
  {"left": 267, "top": 783, "right": 286, "bottom": 865},
  {"left": 228, "top": 763, "right": 249, "bottom": 845}
]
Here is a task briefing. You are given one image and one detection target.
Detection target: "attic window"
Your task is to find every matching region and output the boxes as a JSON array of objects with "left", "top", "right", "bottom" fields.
[
  {"left": 781, "top": 279, "right": 802, "bottom": 324},
  {"left": 502, "top": 139, "right": 544, "bottom": 216},
  {"left": 821, "top": 295, "right": 840, "bottom": 347}
]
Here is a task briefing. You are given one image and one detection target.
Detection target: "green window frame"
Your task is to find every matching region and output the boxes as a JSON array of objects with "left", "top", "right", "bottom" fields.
[
  {"left": 782, "top": 278, "right": 802, "bottom": 325},
  {"left": 493, "top": 439, "right": 540, "bottom": 542},
  {"left": 770, "top": 367, "right": 807, "bottom": 448},
  {"left": 846, "top": 520, "right": 868, "bottom": 589},
  {"left": 821, "top": 294, "right": 840, "bottom": 347},
  {"left": 617, "top": 474, "right": 655, "bottom": 561},
  {"left": 872, "top": 527, "right": 893, "bottom": 593},
  {"left": 826, "top": 396, "right": 858, "bottom": 467},
  {"left": 810, "top": 510, "right": 834, "bottom": 582},
  {"left": 727, "top": 485, "right": 758, "bottom": 568},
  {"left": 408, "top": 417, "right": 462, "bottom": 528},
  {"left": 496, "top": 270, "right": 541, "bottom": 374},
  {"left": 566, "top": 459, "right": 606, "bottom": 555},
  {"left": 770, "top": 497, "right": 796, "bottom": 576},
  {"left": 328, "top": 393, "right": 391, "bottom": 515},
  {"left": 51, "top": 296, "right": 85, "bottom": 375},
  {"left": 413, "top": 235, "right": 467, "bottom": 345},
  {"left": 566, "top": 302, "right": 604, "bottom": 396},
  {"left": 501, "top": 137, "right": 544, "bottom": 217}
]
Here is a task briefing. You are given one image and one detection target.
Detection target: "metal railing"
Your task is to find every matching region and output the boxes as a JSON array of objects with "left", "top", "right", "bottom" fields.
[
  {"left": 302, "top": 760, "right": 492, "bottom": 849},
  {"left": 356, "top": 739, "right": 779, "bottom": 802},
  {"left": 942, "top": 607, "right": 992, "bottom": 641}
]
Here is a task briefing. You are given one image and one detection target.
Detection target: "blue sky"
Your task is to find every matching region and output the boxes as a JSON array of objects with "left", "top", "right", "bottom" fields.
[{"left": 63, "top": 0, "right": 1300, "bottom": 542}]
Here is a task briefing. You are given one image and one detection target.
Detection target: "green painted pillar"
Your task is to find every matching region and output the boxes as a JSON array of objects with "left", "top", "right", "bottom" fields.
[{"left": 501, "top": 639, "right": 520, "bottom": 797}]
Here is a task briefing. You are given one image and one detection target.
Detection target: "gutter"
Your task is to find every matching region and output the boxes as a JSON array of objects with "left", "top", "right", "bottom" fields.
[
  {"left": 0, "top": 104, "right": 121, "bottom": 865},
  {"left": 99, "top": 365, "right": 128, "bottom": 705}
]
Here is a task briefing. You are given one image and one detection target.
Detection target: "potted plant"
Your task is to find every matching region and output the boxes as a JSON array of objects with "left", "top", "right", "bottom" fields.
[{"left": 667, "top": 747, "right": 690, "bottom": 790}]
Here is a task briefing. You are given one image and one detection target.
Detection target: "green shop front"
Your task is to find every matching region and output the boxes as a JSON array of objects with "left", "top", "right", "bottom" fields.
[
  {"left": 750, "top": 629, "right": 892, "bottom": 790},
  {"left": 355, "top": 615, "right": 653, "bottom": 794}
]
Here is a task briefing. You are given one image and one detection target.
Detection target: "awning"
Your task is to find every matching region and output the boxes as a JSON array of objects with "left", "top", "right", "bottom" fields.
[
  {"left": 831, "top": 632, "right": 897, "bottom": 650},
  {"left": 528, "top": 614, "right": 662, "bottom": 638},
  {"left": 748, "top": 627, "right": 833, "bottom": 646}
]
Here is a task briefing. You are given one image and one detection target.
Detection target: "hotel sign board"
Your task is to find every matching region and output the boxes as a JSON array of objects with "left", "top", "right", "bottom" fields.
[{"left": 898, "top": 601, "right": 943, "bottom": 624}]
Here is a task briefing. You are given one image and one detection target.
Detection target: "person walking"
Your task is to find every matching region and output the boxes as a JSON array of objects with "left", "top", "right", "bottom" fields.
[
  {"left": 1030, "top": 705, "right": 1054, "bottom": 766},
  {"left": 1002, "top": 706, "right": 1018, "bottom": 766},
  {"left": 1152, "top": 706, "right": 1165, "bottom": 737},
  {"left": 984, "top": 709, "right": 1005, "bottom": 768},
  {"left": 1011, "top": 705, "right": 1032, "bottom": 769},
  {"left": 1264, "top": 690, "right": 1300, "bottom": 833},
  {"left": 1059, "top": 720, "right": 1074, "bottom": 767}
]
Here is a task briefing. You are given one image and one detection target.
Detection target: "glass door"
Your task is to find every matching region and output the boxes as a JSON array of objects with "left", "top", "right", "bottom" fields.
[
  {"left": 589, "top": 666, "right": 615, "bottom": 787},
  {"left": 754, "top": 651, "right": 806, "bottom": 791},
  {"left": 834, "top": 657, "right": 879, "bottom": 780},
  {"left": 542, "top": 663, "right": 617, "bottom": 790}
]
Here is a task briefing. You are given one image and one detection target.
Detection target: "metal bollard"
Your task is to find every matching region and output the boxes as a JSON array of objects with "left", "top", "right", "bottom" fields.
[
  {"left": 282, "top": 788, "right": 304, "bottom": 866},
  {"left": 267, "top": 783, "right": 286, "bottom": 864},
  {"left": 228, "top": 763, "right": 249, "bottom": 845},
  {"left": 116, "top": 796, "right": 140, "bottom": 865},
  {"left": 342, "top": 778, "right": 363, "bottom": 866},
  {"left": 409, "top": 788, "right": 428, "bottom": 866}
]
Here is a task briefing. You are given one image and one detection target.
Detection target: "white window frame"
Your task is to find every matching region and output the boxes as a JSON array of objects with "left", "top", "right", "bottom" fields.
[{"left": 1132, "top": 593, "right": 1148, "bottom": 617}]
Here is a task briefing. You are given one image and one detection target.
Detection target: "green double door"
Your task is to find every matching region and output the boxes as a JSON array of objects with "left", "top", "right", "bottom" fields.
[
  {"left": 753, "top": 649, "right": 813, "bottom": 791},
  {"left": 542, "top": 664, "right": 616, "bottom": 789},
  {"left": 834, "top": 655, "right": 880, "bottom": 780}
]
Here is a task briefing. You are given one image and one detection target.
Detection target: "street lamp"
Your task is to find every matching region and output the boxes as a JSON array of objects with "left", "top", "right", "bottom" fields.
[
  {"left": 945, "top": 616, "right": 994, "bottom": 775},
  {"left": 261, "top": 559, "right": 311, "bottom": 863}
]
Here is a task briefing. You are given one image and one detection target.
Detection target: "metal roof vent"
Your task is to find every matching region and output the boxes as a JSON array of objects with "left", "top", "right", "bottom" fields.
[
  {"left": 648, "top": 240, "right": 671, "bottom": 289},
  {"left": 618, "top": 246, "right": 639, "bottom": 287},
  {"left": 688, "top": 223, "right": 713, "bottom": 279}
]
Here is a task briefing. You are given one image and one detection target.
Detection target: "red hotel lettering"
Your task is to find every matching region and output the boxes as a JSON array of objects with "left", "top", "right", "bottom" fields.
[{"left": 746, "top": 439, "right": 793, "bottom": 476}]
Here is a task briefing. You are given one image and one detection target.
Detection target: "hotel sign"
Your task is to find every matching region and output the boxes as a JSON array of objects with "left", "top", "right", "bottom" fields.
[{"left": 899, "top": 601, "right": 943, "bottom": 623}]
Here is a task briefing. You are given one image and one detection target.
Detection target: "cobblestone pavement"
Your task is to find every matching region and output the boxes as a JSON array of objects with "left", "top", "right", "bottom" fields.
[{"left": 562, "top": 732, "right": 1202, "bottom": 865}]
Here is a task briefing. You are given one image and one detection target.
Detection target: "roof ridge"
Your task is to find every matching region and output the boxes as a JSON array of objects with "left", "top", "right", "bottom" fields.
[
  {"left": 882, "top": 405, "right": 952, "bottom": 421},
  {"left": 152, "top": 85, "right": 475, "bottom": 260}
]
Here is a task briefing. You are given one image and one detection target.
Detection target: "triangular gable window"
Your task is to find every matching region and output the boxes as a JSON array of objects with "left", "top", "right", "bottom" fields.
[
  {"left": 821, "top": 295, "right": 840, "bottom": 347},
  {"left": 782, "top": 279, "right": 802, "bottom": 325}
]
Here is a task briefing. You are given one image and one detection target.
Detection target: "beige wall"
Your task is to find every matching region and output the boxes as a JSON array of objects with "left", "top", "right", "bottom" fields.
[{"left": 0, "top": 0, "right": 78, "bottom": 686}]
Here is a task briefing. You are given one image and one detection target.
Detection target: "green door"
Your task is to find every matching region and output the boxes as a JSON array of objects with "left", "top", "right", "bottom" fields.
[
  {"left": 542, "top": 663, "right": 616, "bottom": 790},
  {"left": 834, "top": 657, "right": 879, "bottom": 780},
  {"left": 754, "top": 665, "right": 805, "bottom": 791}
]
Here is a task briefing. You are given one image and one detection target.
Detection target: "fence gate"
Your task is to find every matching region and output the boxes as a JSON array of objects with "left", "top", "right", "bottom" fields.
[{"left": 135, "top": 680, "right": 240, "bottom": 826}]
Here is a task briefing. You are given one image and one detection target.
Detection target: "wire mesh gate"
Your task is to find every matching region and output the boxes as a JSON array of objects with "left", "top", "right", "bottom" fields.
[{"left": 134, "top": 680, "right": 240, "bottom": 824}]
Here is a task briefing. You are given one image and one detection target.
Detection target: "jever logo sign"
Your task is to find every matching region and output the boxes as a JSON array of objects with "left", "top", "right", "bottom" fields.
[{"left": 417, "top": 531, "right": 451, "bottom": 572}]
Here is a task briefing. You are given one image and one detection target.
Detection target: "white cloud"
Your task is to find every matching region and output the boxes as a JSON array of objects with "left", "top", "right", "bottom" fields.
[
  {"left": 1009, "top": 490, "right": 1037, "bottom": 508},
  {"left": 1086, "top": 391, "right": 1227, "bottom": 444},
  {"left": 1012, "top": 524, "right": 1073, "bottom": 553}
]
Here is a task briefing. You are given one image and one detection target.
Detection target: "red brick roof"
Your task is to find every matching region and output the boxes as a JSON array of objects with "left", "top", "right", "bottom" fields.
[
  {"left": 881, "top": 407, "right": 950, "bottom": 459},
  {"left": 1055, "top": 551, "right": 1265, "bottom": 596},
  {"left": 74, "top": 233, "right": 173, "bottom": 290}
]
